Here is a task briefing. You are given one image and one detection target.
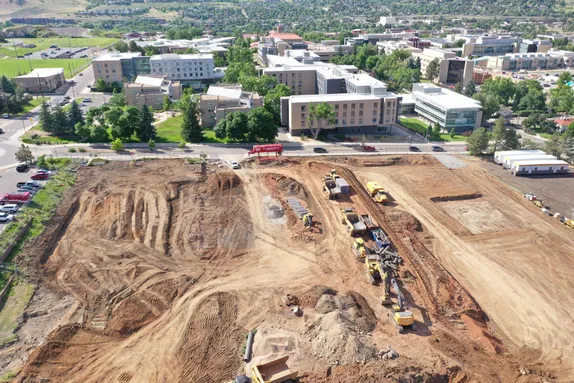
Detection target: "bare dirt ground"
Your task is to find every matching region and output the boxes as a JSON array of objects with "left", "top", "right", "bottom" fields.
[{"left": 1, "top": 157, "right": 570, "bottom": 382}]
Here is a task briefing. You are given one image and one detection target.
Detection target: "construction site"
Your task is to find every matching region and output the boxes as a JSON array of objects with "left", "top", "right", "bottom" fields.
[{"left": 3, "top": 154, "right": 574, "bottom": 383}]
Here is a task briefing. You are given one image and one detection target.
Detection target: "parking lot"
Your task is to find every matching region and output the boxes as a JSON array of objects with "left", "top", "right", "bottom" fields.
[
  {"left": 16, "top": 46, "right": 97, "bottom": 60},
  {"left": 0, "top": 166, "right": 48, "bottom": 232}
]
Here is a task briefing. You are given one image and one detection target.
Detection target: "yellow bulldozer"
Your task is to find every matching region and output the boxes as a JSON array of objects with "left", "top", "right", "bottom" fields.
[
  {"left": 367, "top": 181, "right": 388, "bottom": 204},
  {"left": 565, "top": 219, "right": 574, "bottom": 229},
  {"left": 352, "top": 238, "right": 369, "bottom": 260}
]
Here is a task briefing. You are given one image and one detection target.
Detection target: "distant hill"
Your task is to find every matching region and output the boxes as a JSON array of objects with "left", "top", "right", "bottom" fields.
[{"left": 0, "top": 0, "right": 86, "bottom": 18}]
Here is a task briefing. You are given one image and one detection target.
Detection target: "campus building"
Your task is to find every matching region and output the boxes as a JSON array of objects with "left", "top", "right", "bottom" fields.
[
  {"left": 92, "top": 52, "right": 149, "bottom": 83},
  {"left": 405, "top": 83, "right": 483, "bottom": 134},
  {"left": 486, "top": 52, "right": 568, "bottom": 71},
  {"left": 149, "top": 53, "right": 224, "bottom": 89},
  {"left": 124, "top": 75, "right": 182, "bottom": 110},
  {"left": 135, "top": 36, "right": 235, "bottom": 55},
  {"left": 198, "top": 84, "right": 262, "bottom": 127},
  {"left": 13, "top": 68, "right": 65, "bottom": 93},
  {"left": 263, "top": 65, "right": 319, "bottom": 95},
  {"left": 411, "top": 48, "right": 474, "bottom": 85}
]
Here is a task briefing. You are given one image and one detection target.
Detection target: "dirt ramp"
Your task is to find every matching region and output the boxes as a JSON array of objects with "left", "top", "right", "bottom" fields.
[{"left": 176, "top": 292, "right": 244, "bottom": 383}]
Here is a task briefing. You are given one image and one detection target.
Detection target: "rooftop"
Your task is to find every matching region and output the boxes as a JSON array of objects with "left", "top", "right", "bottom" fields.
[
  {"left": 288, "top": 93, "right": 391, "bottom": 104},
  {"left": 267, "top": 32, "right": 303, "bottom": 41},
  {"left": 513, "top": 159, "right": 569, "bottom": 166},
  {"left": 207, "top": 85, "right": 243, "bottom": 100},
  {"left": 15, "top": 68, "right": 64, "bottom": 78},
  {"left": 134, "top": 75, "right": 165, "bottom": 87},
  {"left": 149, "top": 53, "right": 213, "bottom": 61},
  {"left": 93, "top": 52, "right": 142, "bottom": 62},
  {"left": 412, "top": 83, "right": 481, "bottom": 110}
]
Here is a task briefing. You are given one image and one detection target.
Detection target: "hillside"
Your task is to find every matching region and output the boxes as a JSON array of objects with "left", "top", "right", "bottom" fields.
[{"left": 0, "top": 0, "right": 86, "bottom": 18}]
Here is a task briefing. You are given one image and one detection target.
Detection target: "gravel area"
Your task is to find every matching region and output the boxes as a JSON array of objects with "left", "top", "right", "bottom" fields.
[{"left": 433, "top": 153, "right": 467, "bottom": 169}]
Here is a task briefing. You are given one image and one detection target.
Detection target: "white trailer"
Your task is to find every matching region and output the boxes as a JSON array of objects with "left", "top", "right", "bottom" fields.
[
  {"left": 503, "top": 154, "right": 556, "bottom": 169},
  {"left": 511, "top": 159, "right": 570, "bottom": 176},
  {"left": 493, "top": 150, "right": 544, "bottom": 164}
]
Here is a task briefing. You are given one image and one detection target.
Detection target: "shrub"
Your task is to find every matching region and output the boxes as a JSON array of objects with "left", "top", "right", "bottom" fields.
[
  {"left": 111, "top": 139, "right": 125, "bottom": 151},
  {"left": 178, "top": 141, "right": 187, "bottom": 149},
  {"left": 68, "top": 148, "right": 77, "bottom": 153},
  {"left": 78, "top": 147, "right": 86, "bottom": 153}
]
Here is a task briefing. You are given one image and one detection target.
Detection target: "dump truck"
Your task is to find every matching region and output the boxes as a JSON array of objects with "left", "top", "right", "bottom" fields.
[
  {"left": 367, "top": 181, "right": 388, "bottom": 204},
  {"left": 251, "top": 356, "right": 298, "bottom": 383},
  {"left": 359, "top": 214, "right": 378, "bottom": 231},
  {"left": 323, "top": 176, "right": 341, "bottom": 200},
  {"left": 351, "top": 237, "right": 370, "bottom": 260},
  {"left": 341, "top": 208, "right": 367, "bottom": 236}
]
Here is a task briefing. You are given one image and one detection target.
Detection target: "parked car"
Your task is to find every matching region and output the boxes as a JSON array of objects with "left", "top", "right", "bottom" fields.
[
  {"left": 16, "top": 164, "right": 29, "bottom": 172},
  {"left": 64, "top": 96, "right": 71, "bottom": 100},
  {"left": 431, "top": 146, "right": 444, "bottom": 152},
  {"left": 361, "top": 145, "right": 376, "bottom": 152},
  {"left": 313, "top": 147, "right": 328, "bottom": 153},
  {"left": 79, "top": 72, "right": 84, "bottom": 76},
  {"left": 2, "top": 113, "right": 10, "bottom": 119},
  {"left": 0, "top": 128, "right": 3, "bottom": 134},
  {"left": 230, "top": 160, "right": 240, "bottom": 169},
  {"left": 0, "top": 213, "right": 14, "bottom": 223},
  {"left": 0, "top": 204, "right": 19, "bottom": 213},
  {"left": 36, "top": 169, "right": 52, "bottom": 175},
  {"left": 17, "top": 55, "right": 24, "bottom": 58},
  {"left": 408, "top": 146, "right": 421, "bottom": 152},
  {"left": 31, "top": 173, "right": 49, "bottom": 180},
  {"left": 59, "top": 101, "right": 69, "bottom": 106},
  {"left": 18, "top": 188, "right": 36, "bottom": 194},
  {"left": 16, "top": 181, "right": 40, "bottom": 189},
  {"left": 82, "top": 98, "right": 92, "bottom": 103}
]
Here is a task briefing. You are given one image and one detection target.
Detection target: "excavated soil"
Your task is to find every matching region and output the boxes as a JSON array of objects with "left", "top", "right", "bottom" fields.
[{"left": 6, "top": 157, "right": 570, "bottom": 382}]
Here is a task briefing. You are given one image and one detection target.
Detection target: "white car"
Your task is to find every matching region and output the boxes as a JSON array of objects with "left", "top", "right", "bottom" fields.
[
  {"left": 0, "top": 204, "right": 19, "bottom": 213},
  {"left": 230, "top": 160, "right": 240, "bottom": 169},
  {"left": 0, "top": 213, "right": 14, "bottom": 223}
]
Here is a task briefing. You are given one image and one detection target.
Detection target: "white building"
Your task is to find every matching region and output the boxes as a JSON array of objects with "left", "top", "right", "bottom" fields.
[
  {"left": 412, "top": 48, "right": 474, "bottom": 85},
  {"left": 510, "top": 159, "right": 569, "bottom": 176},
  {"left": 408, "top": 83, "right": 483, "bottom": 133},
  {"left": 149, "top": 53, "right": 224, "bottom": 89},
  {"left": 379, "top": 16, "right": 397, "bottom": 26},
  {"left": 493, "top": 150, "right": 544, "bottom": 163}
]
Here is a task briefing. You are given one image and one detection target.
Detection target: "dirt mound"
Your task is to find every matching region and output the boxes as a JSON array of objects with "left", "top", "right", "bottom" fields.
[
  {"left": 383, "top": 209, "right": 422, "bottom": 232},
  {"left": 308, "top": 291, "right": 379, "bottom": 365},
  {"left": 177, "top": 292, "right": 244, "bottom": 383},
  {"left": 301, "top": 286, "right": 338, "bottom": 308}
]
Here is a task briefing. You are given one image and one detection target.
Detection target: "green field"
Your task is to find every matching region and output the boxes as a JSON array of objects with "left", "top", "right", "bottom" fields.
[
  {"left": 399, "top": 117, "right": 468, "bottom": 142},
  {"left": 0, "top": 58, "right": 90, "bottom": 79},
  {"left": 0, "top": 37, "right": 118, "bottom": 58},
  {"left": 156, "top": 115, "right": 228, "bottom": 143}
]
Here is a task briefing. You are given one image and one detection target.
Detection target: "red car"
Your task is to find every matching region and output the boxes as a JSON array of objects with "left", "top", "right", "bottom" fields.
[
  {"left": 31, "top": 173, "right": 49, "bottom": 180},
  {"left": 361, "top": 145, "right": 376, "bottom": 152}
]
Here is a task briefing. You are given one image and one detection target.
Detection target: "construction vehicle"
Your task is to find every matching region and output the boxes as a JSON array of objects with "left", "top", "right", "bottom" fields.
[
  {"left": 523, "top": 192, "right": 537, "bottom": 201},
  {"left": 251, "top": 356, "right": 298, "bottom": 383},
  {"left": 341, "top": 208, "right": 367, "bottom": 236},
  {"left": 386, "top": 278, "right": 416, "bottom": 333},
  {"left": 303, "top": 213, "right": 313, "bottom": 227},
  {"left": 532, "top": 200, "right": 544, "bottom": 208},
  {"left": 359, "top": 214, "right": 378, "bottom": 231},
  {"left": 565, "top": 219, "right": 574, "bottom": 229},
  {"left": 371, "top": 227, "right": 391, "bottom": 250},
  {"left": 367, "top": 181, "right": 388, "bottom": 204},
  {"left": 352, "top": 238, "right": 369, "bottom": 260},
  {"left": 328, "top": 169, "right": 339, "bottom": 179},
  {"left": 323, "top": 176, "right": 341, "bottom": 200},
  {"left": 364, "top": 254, "right": 395, "bottom": 305}
]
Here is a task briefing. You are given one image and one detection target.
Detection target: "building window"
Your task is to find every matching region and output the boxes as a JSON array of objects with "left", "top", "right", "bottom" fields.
[
  {"left": 374, "top": 103, "right": 378, "bottom": 108},
  {"left": 335, "top": 105, "right": 339, "bottom": 110},
  {"left": 351, "top": 111, "right": 355, "bottom": 117},
  {"left": 359, "top": 111, "right": 363, "bottom": 117},
  {"left": 301, "top": 105, "right": 306, "bottom": 112},
  {"left": 372, "top": 118, "right": 377, "bottom": 123},
  {"left": 351, "top": 104, "right": 355, "bottom": 110},
  {"left": 359, "top": 103, "right": 364, "bottom": 109},
  {"left": 343, "top": 111, "right": 347, "bottom": 117},
  {"left": 358, "top": 119, "right": 363, "bottom": 124},
  {"left": 343, "top": 104, "right": 347, "bottom": 110}
]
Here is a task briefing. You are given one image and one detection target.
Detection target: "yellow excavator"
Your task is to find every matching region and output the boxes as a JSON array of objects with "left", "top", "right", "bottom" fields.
[
  {"left": 303, "top": 213, "right": 314, "bottom": 227},
  {"left": 364, "top": 255, "right": 395, "bottom": 305},
  {"left": 385, "top": 278, "right": 416, "bottom": 333},
  {"left": 367, "top": 181, "right": 388, "bottom": 204},
  {"left": 352, "top": 238, "right": 369, "bottom": 260}
]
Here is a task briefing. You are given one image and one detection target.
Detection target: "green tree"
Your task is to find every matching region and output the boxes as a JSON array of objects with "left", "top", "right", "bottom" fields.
[
  {"left": 425, "top": 58, "right": 440, "bottom": 82},
  {"left": 144, "top": 45, "right": 160, "bottom": 56},
  {"left": 449, "top": 128, "right": 455, "bottom": 138},
  {"left": 433, "top": 123, "right": 441, "bottom": 134},
  {"left": 503, "top": 126, "right": 520, "bottom": 150},
  {"left": 480, "top": 77, "right": 515, "bottom": 106},
  {"left": 561, "top": 126, "right": 574, "bottom": 159},
  {"left": 39, "top": 102, "right": 54, "bottom": 133},
  {"left": 108, "top": 91, "right": 127, "bottom": 107},
  {"left": 1, "top": 75, "right": 15, "bottom": 94},
  {"left": 426, "top": 124, "right": 433, "bottom": 138},
  {"left": 466, "top": 127, "right": 489, "bottom": 155},
  {"left": 105, "top": 106, "right": 124, "bottom": 127},
  {"left": 52, "top": 105, "right": 69, "bottom": 135},
  {"left": 307, "top": 102, "right": 335, "bottom": 140},
  {"left": 264, "top": 84, "right": 291, "bottom": 125},
  {"left": 544, "top": 132, "right": 563, "bottom": 158},
  {"left": 214, "top": 119, "right": 227, "bottom": 140},
  {"left": 67, "top": 101, "right": 84, "bottom": 131},
  {"left": 148, "top": 139, "right": 156, "bottom": 150},
  {"left": 454, "top": 82, "right": 463, "bottom": 94},
  {"left": 113, "top": 41, "right": 129, "bottom": 52},
  {"left": 180, "top": 96, "right": 202, "bottom": 142},
  {"left": 473, "top": 92, "right": 500, "bottom": 122},
  {"left": 128, "top": 40, "right": 143, "bottom": 53},
  {"left": 225, "top": 112, "right": 249, "bottom": 141},
  {"left": 464, "top": 81, "right": 476, "bottom": 97},
  {"left": 247, "top": 107, "right": 277, "bottom": 142},
  {"left": 521, "top": 138, "right": 539, "bottom": 150},
  {"left": 75, "top": 122, "right": 91, "bottom": 139},
  {"left": 111, "top": 138, "right": 125, "bottom": 151},
  {"left": 15, "top": 144, "right": 34, "bottom": 164},
  {"left": 240, "top": 75, "right": 276, "bottom": 97},
  {"left": 91, "top": 124, "right": 110, "bottom": 142},
  {"left": 120, "top": 107, "right": 139, "bottom": 139},
  {"left": 492, "top": 117, "right": 506, "bottom": 152},
  {"left": 163, "top": 95, "right": 172, "bottom": 112},
  {"left": 517, "top": 89, "right": 546, "bottom": 112},
  {"left": 136, "top": 105, "right": 156, "bottom": 142}
]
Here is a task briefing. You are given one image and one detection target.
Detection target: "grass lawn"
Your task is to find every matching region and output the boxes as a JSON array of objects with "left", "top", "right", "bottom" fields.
[
  {"left": 399, "top": 117, "right": 468, "bottom": 142},
  {"left": 156, "top": 115, "right": 184, "bottom": 143},
  {"left": 0, "top": 280, "right": 35, "bottom": 347},
  {"left": 0, "top": 58, "right": 90, "bottom": 79},
  {"left": 0, "top": 37, "right": 118, "bottom": 58},
  {"left": 15, "top": 97, "right": 48, "bottom": 116}
]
